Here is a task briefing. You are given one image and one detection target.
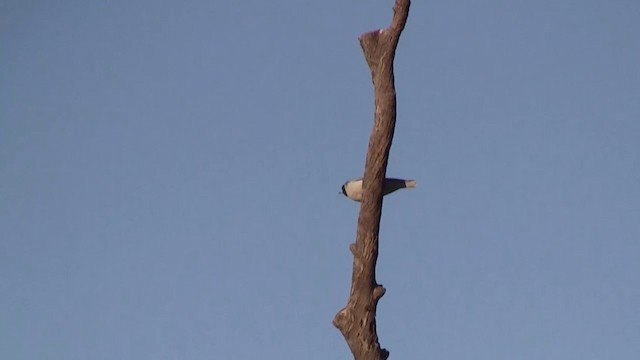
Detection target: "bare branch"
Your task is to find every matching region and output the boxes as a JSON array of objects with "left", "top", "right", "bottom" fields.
[{"left": 333, "top": 1, "right": 411, "bottom": 359}]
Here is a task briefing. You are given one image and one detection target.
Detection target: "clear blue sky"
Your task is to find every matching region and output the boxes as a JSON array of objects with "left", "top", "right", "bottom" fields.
[{"left": 2, "top": 1, "right": 639, "bottom": 359}]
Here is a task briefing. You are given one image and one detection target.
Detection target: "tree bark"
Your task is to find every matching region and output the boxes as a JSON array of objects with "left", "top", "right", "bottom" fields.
[{"left": 333, "top": 1, "right": 411, "bottom": 359}]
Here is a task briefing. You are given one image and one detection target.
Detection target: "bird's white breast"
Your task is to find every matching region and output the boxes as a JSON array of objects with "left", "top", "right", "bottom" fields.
[{"left": 344, "top": 179, "right": 364, "bottom": 201}]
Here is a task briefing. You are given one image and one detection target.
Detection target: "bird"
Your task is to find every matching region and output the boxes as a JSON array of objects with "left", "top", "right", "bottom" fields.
[{"left": 340, "top": 177, "right": 416, "bottom": 202}]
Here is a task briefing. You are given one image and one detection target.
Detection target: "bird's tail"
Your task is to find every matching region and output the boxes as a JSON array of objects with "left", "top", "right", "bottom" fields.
[{"left": 382, "top": 178, "right": 417, "bottom": 197}]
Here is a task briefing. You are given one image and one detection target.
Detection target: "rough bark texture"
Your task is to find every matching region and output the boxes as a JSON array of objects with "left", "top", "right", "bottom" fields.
[{"left": 333, "top": 1, "right": 410, "bottom": 359}]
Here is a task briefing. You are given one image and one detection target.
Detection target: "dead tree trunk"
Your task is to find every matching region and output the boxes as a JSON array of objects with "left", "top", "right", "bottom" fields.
[{"left": 333, "top": 1, "right": 411, "bottom": 359}]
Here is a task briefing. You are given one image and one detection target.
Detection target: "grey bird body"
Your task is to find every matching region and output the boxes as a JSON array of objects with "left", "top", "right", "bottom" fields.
[{"left": 341, "top": 178, "right": 416, "bottom": 202}]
